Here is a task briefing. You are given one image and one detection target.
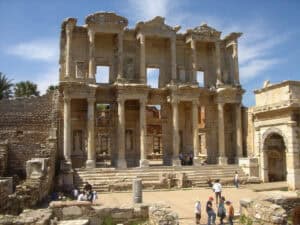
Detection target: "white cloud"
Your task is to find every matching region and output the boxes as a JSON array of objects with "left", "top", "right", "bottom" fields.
[
  {"left": 35, "top": 67, "right": 58, "bottom": 94},
  {"left": 6, "top": 39, "right": 59, "bottom": 62}
]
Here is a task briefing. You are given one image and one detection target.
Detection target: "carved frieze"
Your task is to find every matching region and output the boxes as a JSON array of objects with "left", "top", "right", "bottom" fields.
[
  {"left": 85, "top": 12, "right": 128, "bottom": 26},
  {"left": 186, "top": 23, "right": 221, "bottom": 42}
]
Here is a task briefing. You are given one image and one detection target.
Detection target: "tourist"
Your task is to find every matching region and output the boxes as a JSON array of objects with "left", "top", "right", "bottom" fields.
[
  {"left": 212, "top": 179, "right": 222, "bottom": 204},
  {"left": 72, "top": 186, "right": 79, "bottom": 200},
  {"left": 188, "top": 152, "right": 193, "bottom": 165},
  {"left": 217, "top": 196, "right": 226, "bottom": 225},
  {"left": 179, "top": 152, "right": 184, "bottom": 165},
  {"left": 206, "top": 196, "right": 216, "bottom": 225},
  {"left": 77, "top": 191, "right": 87, "bottom": 201},
  {"left": 194, "top": 200, "right": 201, "bottom": 224},
  {"left": 92, "top": 190, "right": 98, "bottom": 203},
  {"left": 234, "top": 171, "right": 239, "bottom": 188},
  {"left": 83, "top": 182, "right": 92, "bottom": 192},
  {"left": 225, "top": 201, "right": 234, "bottom": 225}
]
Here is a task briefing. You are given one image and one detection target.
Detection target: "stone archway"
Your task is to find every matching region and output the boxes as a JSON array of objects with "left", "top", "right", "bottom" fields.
[{"left": 262, "top": 132, "right": 287, "bottom": 182}]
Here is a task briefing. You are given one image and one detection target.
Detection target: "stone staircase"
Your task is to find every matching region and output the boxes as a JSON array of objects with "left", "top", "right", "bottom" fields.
[{"left": 74, "top": 165, "right": 248, "bottom": 192}]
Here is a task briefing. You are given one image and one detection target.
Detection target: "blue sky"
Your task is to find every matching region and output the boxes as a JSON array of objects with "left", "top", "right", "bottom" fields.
[{"left": 0, "top": 0, "right": 299, "bottom": 106}]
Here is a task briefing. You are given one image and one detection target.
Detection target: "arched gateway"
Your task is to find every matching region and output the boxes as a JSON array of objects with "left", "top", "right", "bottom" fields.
[{"left": 262, "top": 132, "right": 287, "bottom": 182}]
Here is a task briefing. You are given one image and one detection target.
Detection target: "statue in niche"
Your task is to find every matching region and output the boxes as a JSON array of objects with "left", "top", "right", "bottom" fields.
[
  {"left": 73, "top": 130, "right": 83, "bottom": 155},
  {"left": 124, "top": 57, "right": 134, "bottom": 80}
]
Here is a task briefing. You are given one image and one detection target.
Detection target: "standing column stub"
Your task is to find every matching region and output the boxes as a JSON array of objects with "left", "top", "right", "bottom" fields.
[
  {"left": 65, "top": 20, "right": 76, "bottom": 78},
  {"left": 191, "top": 39, "right": 197, "bottom": 84},
  {"left": 88, "top": 29, "right": 96, "bottom": 80},
  {"left": 215, "top": 41, "right": 223, "bottom": 87},
  {"left": 139, "top": 34, "right": 146, "bottom": 84},
  {"left": 139, "top": 98, "right": 149, "bottom": 167},
  {"left": 86, "top": 97, "right": 96, "bottom": 168},
  {"left": 117, "top": 97, "right": 127, "bottom": 168},
  {"left": 218, "top": 102, "right": 227, "bottom": 165},
  {"left": 63, "top": 96, "right": 72, "bottom": 164},
  {"left": 116, "top": 32, "right": 124, "bottom": 82},
  {"left": 172, "top": 98, "right": 181, "bottom": 166}
]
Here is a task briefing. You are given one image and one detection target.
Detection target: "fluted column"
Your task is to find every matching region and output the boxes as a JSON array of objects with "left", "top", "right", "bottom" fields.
[
  {"left": 192, "top": 100, "right": 201, "bottom": 165},
  {"left": 117, "top": 32, "right": 124, "bottom": 82},
  {"left": 63, "top": 97, "right": 71, "bottom": 163},
  {"left": 232, "top": 42, "right": 240, "bottom": 85},
  {"left": 172, "top": 99, "right": 181, "bottom": 166},
  {"left": 86, "top": 97, "right": 96, "bottom": 168},
  {"left": 140, "top": 34, "right": 146, "bottom": 83},
  {"left": 218, "top": 103, "right": 227, "bottom": 164},
  {"left": 236, "top": 103, "right": 243, "bottom": 161},
  {"left": 65, "top": 23, "right": 75, "bottom": 78},
  {"left": 88, "top": 29, "right": 96, "bottom": 80},
  {"left": 117, "top": 98, "right": 127, "bottom": 168},
  {"left": 171, "top": 36, "right": 177, "bottom": 83},
  {"left": 191, "top": 39, "right": 197, "bottom": 83},
  {"left": 139, "top": 98, "right": 149, "bottom": 167},
  {"left": 215, "top": 41, "right": 223, "bottom": 86}
]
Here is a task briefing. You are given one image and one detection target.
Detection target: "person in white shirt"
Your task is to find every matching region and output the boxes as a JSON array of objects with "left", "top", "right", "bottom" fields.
[
  {"left": 194, "top": 200, "right": 201, "bottom": 224},
  {"left": 234, "top": 171, "right": 239, "bottom": 188},
  {"left": 212, "top": 179, "right": 222, "bottom": 204},
  {"left": 77, "top": 191, "right": 87, "bottom": 201}
]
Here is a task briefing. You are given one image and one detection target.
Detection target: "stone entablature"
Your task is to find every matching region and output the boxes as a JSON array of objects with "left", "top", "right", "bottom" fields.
[{"left": 59, "top": 12, "right": 242, "bottom": 88}]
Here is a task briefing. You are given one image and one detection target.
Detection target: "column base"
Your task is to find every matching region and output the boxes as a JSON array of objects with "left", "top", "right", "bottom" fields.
[
  {"left": 218, "top": 157, "right": 228, "bottom": 165},
  {"left": 139, "top": 159, "right": 149, "bottom": 168},
  {"left": 117, "top": 158, "right": 127, "bottom": 169},
  {"left": 235, "top": 156, "right": 243, "bottom": 164},
  {"left": 193, "top": 157, "right": 202, "bottom": 166},
  {"left": 86, "top": 159, "right": 96, "bottom": 168},
  {"left": 172, "top": 159, "right": 182, "bottom": 167},
  {"left": 61, "top": 160, "right": 72, "bottom": 171}
]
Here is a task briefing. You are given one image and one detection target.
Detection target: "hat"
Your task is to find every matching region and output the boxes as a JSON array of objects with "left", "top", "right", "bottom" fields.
[
  {"left": 209, "top": 196, "right": 214, "bottom": 200},
  {"left": 225, "top": 201, "right": 231, "bottom": 204}
]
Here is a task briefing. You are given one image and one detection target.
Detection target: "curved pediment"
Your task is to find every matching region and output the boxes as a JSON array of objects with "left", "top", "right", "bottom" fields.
[
  {"left": 187, "top": 23, "right": 221, "bottom": 42},
  {"left": 136, "top": 16, "right": 180, "bottom": 37},
  {"left": 85, "top": 12, "right": 128, "bottom": 27}
]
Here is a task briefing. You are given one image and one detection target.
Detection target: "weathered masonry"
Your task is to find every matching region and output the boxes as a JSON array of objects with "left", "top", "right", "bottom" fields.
[{"left": 59, "top": 12, "right": 244, "bottom": 169}]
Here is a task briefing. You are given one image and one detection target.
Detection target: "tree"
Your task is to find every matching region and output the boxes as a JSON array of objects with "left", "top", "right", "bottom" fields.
[
  {"left": 14, "top": 81, "right": 40, "bottom": 97},
  {"left": 46, "top": 85, "right": 59, "bottom": 94},
  {"left": 0, "top": 72, "right": 13, "bottom": 100}
]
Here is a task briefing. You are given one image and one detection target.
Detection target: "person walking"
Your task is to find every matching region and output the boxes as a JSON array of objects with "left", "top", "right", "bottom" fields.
[
  {"left": 217, "top": 196, "right": 226, "bottom": 225},
  {"left": 234, "top": 171, "right": 239, "bottom": 188},
  {"left": 194, "top": 200, "right": 201, "bottom": 224},
  {"left": 212, "top": 179, "right": 222, "bottom": 204},
  {"left": 206, "top": 196, "right": 216, "bottom": 225},
  {"left": 226, "top": 201, "right": 234, "bottom": 225}
]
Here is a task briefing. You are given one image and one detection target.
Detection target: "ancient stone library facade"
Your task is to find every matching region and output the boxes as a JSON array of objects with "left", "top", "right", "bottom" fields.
[
  {"left": 0, "top": 12, "right": 299, "bottom": 209},
  {"left": 60, "top": 12, "right": 244, "bottom": 169}
]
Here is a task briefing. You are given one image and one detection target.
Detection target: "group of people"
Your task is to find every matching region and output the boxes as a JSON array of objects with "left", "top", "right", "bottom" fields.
[
  {"left": 179, "top": 152, "right": 194, "bottom": 165},
  {"left": 72, "top": 182, "right": 98, "bottom": 203},
  {"left": 194, "top": 178, "right": 238, "bottom": 225}
]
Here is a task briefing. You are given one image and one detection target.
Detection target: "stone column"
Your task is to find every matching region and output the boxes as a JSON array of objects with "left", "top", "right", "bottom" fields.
[
  {"left": 218, "top": 103, "right": 227, "bottom": 164},
  {"left": 172, "top": 99, "right": 181, "bottom": 166},
  {"left": 192, "top": 100, "right": 200, "bottom": 165},
  {"left": 191, "top": 39, "right": 197, "bottom": 83},
  {"left": 140, "top": 34, "right": 146, "bottom": 83},
  {"left": 139, "top": 98, "right": 149, "bottom": 167},
  {"left": 65, "top": 23, "right": 75, "bottom": 78},
  {"left": 286, "top": 122, "right": 300, "bottom": 190},
  {"left": 63, "top": 97, "right": 71, "bottom": 163},
  {"left": 232, "top": 41, "right": 240, "bottom": 85},
  {"left": 117, "top": 98, "right": 127, "bottom": 168},
  {"left": 117, "top": 32, "right": 124, "bottom": 82},
  {"left": 236, "top": 103, "right": 243, "bottom": 161},
  {"left": 88, "top": 29, "right": 96, "bottom": 80},
  {"left": 215, "top": 41, "right": 223, "bottom": 86},
  {"left": 171, "top": 36, "right": 177, "bottom": 83},
  {"left": 86, "top": 98, "right": 96, "bottom": 168}
]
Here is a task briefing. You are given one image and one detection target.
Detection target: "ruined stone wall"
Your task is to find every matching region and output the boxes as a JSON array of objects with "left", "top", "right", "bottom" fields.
[
  {"left": 0, "top": 142, "right": 8, "bottom": 176},
  {"left": 0, "top": 93, "right": 57, "bottom": 176}
]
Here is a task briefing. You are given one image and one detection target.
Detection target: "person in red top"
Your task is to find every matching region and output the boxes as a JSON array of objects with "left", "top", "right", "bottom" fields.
[{"left": 225, "top": 201, "right": 234, "bottom": 225}]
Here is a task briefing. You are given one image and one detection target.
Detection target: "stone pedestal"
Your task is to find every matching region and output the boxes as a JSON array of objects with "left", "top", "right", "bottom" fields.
[
  {"left": 238, "top": 157, "right": 259, "bottom": 177},
  {"left": 117, "top": 159, "right": 127, "bottom": 169},
  {"left": 139, "top": 159, "right": 149, "bottom": 168},
  {"left": 172, "top": 159, "right": 181, "bottom": 167},
  {"left": 85, "top": 159, "right": 96, "bottom": 169},
  {"left": 60, "top": 160, "right": 74, "bottom": 191},
  {"left": 193, "top": 158, "right": 202, "bottom": 166},
  {"left": 132, "top": 178, "right": 143, "bottom": 204},
  {"left": 218, "top": 157, "right": 228, "bottom": 165}
]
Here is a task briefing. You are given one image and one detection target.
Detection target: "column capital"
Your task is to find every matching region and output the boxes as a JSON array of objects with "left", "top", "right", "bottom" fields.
[
  {"left": 88, "top": 29, "right": 95, "bottom": 43},
  {"left": 171, "top": 98, "right": 179, "bottom": 105},
  {"left": 191, "top": 38, "right": 197, "bottom": 49},
  {"left": 64, "top": 96, "right": 71, "bottom": 103},
  {"left": 87, "top": 97, "right": 96, "bottom": 104},
  {"left": 192, "top": 99, "right": 199, "bottom": 106},
  {"left": 65, "top": 22, "right": 75, "bottom": 36},
  {"left": 117, "top": 97, "right": 125, "bottom": 104}
]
